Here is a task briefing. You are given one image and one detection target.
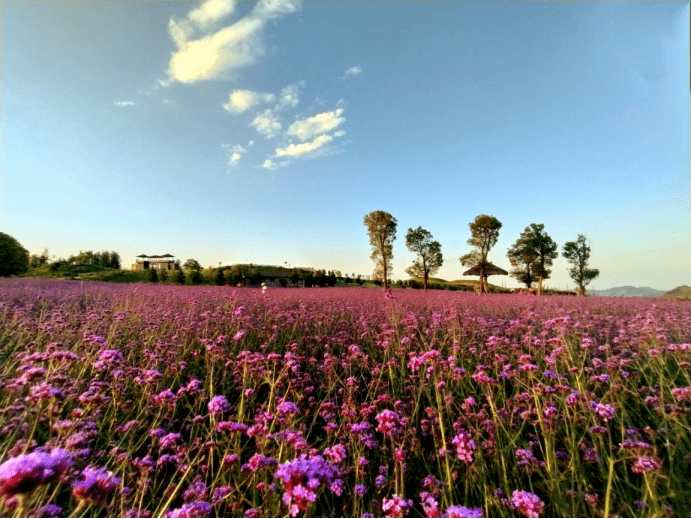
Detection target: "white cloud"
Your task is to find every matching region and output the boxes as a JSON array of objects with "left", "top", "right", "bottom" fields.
[
  {"left": 262, "top": 159, "right": 288, "bottom": 170},
  {"left": 251, "top": 109, "right": 282, "bottom": 138},
  {"left": 222, "top": 144, "right": 247, "bottom": 167},
  {"left": 345, "top": 66, "right": 362, "bottom": 76},
  {"left": 167, "top": 0, "right": 302, "bottom": 84},
  {"left": 287, "top": 108, "right": 345, "bottom": 141},
  {"left": 223, "top": 89, "right": 276, "bottom": 113},
  {"left": 188, "top": 0, "right": 236, "bottom": 30},
  {"left": 114, "top": 101, "right": 136, "bottom": 107},
  {"left": 333, "top": 130, "right": 346, "bottom": 137},
  {"left": 275, "top": 134, "right": 333, "bottom": 157},
  {"left": 161, "top": 98, "right": 175, "bottom": 105},
  {"left": 275, "top": 81, "right": 304, "bottom": 111}
]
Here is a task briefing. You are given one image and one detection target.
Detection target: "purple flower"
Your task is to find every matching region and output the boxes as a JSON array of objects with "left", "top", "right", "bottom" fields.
[
  {"left": 72, "top": 466, "right": 121, "bottom": 504},
  {"left": 164, "top": 501, "right": 212, "bottom": 518},
  {"left": 208, "top": 395, "right": 231, "bottom": 415},
  {"left": 36, "top": 504, "right": 63, "bottom": 518},
  {"left": 0, "top": 449, "right": 73, "bottom": 496},
  {"left": 274, "top": 455, "right": 341, "bottom": 517},
  {"left": 443, "top": 505, "right": 484, "bottom": 518},
  {"left": 632, "top": 456, "right": 663, "bottom": 474},
  {"left": 452, "top": 432, "right": 476, "bottom": 463},
  {"left": 510, "top": 490, "right": 545, "bottom": 518},
  {"left": 375, "top": 409, "right": 403, "bottom": 436},
  {"left": 590, "top": 402, "right": 616, "bottom": 421},
  {"left": 354, "top": 484, "right": 368, "bottom": 496},
  {"left": 277, "top": 401, "right": 300, "bottom": 416},
  {"left": 382, "top": 495, "right": 413, "bottom": 518}
]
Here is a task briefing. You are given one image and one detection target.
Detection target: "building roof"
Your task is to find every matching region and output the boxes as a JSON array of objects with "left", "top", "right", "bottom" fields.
[
  {"left": 463, "top": 261, "right": 508, "bottom": 277},
  {"left": 136, "top": 254, "right": 175, "bottom": 259}
]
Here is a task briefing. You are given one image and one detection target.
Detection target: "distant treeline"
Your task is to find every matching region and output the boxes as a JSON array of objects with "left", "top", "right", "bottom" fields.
[{"left": 30, "top": 249, "right": 122, "bottom": 270}]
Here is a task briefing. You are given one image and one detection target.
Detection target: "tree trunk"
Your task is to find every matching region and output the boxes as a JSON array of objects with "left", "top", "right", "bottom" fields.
[
  {"left": 483, "top": 276, "right": 489, "bottom": 293},
  {"left": 538, "top": 277, "right": 543, "bottom": 296},
  {"left": 578, "top": 285, "right": 585, "bottom": 296},
  {"left": 424, "top": 274, "right": 428, "bottom": 292}
]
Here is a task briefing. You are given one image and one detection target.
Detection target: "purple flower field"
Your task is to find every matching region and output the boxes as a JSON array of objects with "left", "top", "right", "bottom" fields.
[{"left": 1, "top": 278, "right": 690, "bottom": 517}]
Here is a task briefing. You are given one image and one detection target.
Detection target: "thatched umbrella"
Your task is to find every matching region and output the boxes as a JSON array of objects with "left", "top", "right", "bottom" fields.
[{"left": 463, "top": 261, "right": 508, "bottom": 294}]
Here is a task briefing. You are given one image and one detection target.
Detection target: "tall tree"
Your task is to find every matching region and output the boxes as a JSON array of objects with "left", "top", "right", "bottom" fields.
[
  {"left": 507, "top": 233, "right": 539, "bottom": 290},
  {"left": 364, "top": 210, "right": 397, "bottom": 290},
  {"left": 563, "top": 234, "right": 600, "bottom": 296},
  {"left": 507, "top": 224, "right": 558, "bottom": 295},
  {"left": 0, "top": 233, "right": 30, "bottom": 277},
  {"left": 459, "top": 214, "right": 502, "bottom": 294},
  {"left": 526, "top": 224, "right": 558, "bottom": 295},
  {"left": 405, "top": 226, "right": 443, "bottom": 292},
  {"left": 183, "top": 259, "right": 202, "bottom": 271},
  {"left": 215, "top": 268, "right": 225, "bottom": 286}
]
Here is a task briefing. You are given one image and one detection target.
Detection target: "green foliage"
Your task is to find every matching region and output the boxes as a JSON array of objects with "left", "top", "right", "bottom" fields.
[
  {"left": 0, "top": 232, "right": 30, "bottom": 277},
  {"left": 563, "top": 234, "right": 600, "bottom": 296},
  {"left": 461, "top": 214, "right": 502, "bottom": 265},
  {"left": 364, "top": 210, "right": 397, "bottom": 290},
  {"left": 459, "top": 214, "right": 503, "bottom": 294},
  {"left": 159, "top": 270, "right": 169, "bottom": 283},
  {"left": 405, "top": 226, "right": 443, "bottom": 291},
  {"left": 148, "top": 268, "right": 158, "bottom": 283},
  {"left": 183, "top": 258, "right": 202, "bottom": 271},
  {"left": 507, "top": 230, "right": 540, "bottom": 289},
  {"left": 175, "top": 269, "right": 186, "bottom": 285},
  {"left": 190, "top": 270, "right": 203, "bottom": 285},
  {"left": 215, "top": 268, "right": 225, "bottom": 286}
]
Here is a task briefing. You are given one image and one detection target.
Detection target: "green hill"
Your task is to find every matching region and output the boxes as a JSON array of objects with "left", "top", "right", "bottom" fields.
[{"left": 662, "top": 285, "right": 691, "bottom": 300}]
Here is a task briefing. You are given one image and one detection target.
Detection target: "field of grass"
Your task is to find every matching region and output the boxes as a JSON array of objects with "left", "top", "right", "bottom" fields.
[{"left": 0, "top": 278, "right": 690, "bottom": 518}]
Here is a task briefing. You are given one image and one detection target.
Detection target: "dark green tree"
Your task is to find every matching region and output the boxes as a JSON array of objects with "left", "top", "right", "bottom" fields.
[
  {"left": 190, "top": 270, "right": 203, "bottom": 285},
  {"left": 0, "top": 233, "right": 30, "bottom": 277},
  {"left": 524, "top": 224, "right": 558, "bottom": 295},
  {"left": 175, "top": 269, "right": 186, "bottom": 285},
  {"left": 405, "top": 226, "right": 443, "bottom": 292},
  {"left": 148, "top": 267, "right": 158, "bottom": 283},
  {"left": 364, "top": 210, "right": 397, "bottom": 290},
  {"left": 215, "top": 268, "right": 225, "bottom": 286},
  {"left": 563, "top": 234, "right": 600, "bottom": 296},
  {"left": 183, "top": 259, "right": 202, "bottom": 271},
  {"left": 459, "top": 214, "right": 502, "bottom": 294},
  {"left": 507, "top": 233, "right": 539, "bottom": 290},
  {"left": 159, "top": 270, "right": 169, "bottom": 282}
]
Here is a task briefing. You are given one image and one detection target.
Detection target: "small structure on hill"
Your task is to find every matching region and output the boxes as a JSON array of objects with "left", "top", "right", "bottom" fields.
[
  {"left": 463, "top": 261, "right": 508, "bottom": 294},
  {"left": 132, "top": 254, "right": 180, "bottom": 271}
]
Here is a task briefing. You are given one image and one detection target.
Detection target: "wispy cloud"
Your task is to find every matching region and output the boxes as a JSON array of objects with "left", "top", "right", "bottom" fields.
[
  {"left": 345, "top": 66, "right": 362, "bottom": 76},
  {"left": 114, "top": 101, "right": 137, "bottom": 107},
  {"left": 161, "top": 98, "right": 175, "bottom": 105},
  {"left": 167, "top": 0, "right": 302, "bottom": 84},
  {"left": 223, "top": 89, "right": 276, "bottom": 113},
  {"left": 251, "top": 109, "right": 282, "bottom": 138},
  {"left": 275, "top": 134, "right": 334, "bottom": 157},
  {"left": 222, "top": 143, "right": 248, "bottom": 167},
  {"left": 287, "top": 108, "right": 345, "bottom": 141},
  {"left": 275, "top": 81, "right": 304, "bottom": 111},
  {"left": 262, "top": 158, "right": 288, "bottom": 170}
]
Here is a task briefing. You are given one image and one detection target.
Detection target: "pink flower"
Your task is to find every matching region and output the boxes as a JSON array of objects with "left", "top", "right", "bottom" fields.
[{"left": 510, "top": 490, "right": 544, "bottom": 518}]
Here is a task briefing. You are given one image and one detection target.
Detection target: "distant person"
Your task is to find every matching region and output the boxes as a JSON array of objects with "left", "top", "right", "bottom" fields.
[{"left": 261, "top": 282, "right": 267, "bottom": 294}]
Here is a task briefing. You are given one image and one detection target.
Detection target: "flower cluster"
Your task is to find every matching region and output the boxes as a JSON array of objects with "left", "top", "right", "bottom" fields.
[{"left": 274, "top": 456, "right": 342, "bottom": 517}]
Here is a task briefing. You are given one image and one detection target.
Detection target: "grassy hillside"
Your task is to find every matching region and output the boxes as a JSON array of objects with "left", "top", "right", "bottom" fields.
[{"left": 662, "top": 285, "right": 691, "bottom": 300}]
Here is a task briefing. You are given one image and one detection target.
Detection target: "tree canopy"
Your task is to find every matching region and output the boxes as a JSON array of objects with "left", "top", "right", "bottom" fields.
[
  {"left": 364, "top": 211, "right": 397, "bottom": 290},
  {"left": 563, "top": 234, "right": 600, "bottom": 296},
  {"left": 507, "top": 224, "right": 558, "bottom": 295},
  {"left": 405, "top": 226, "right": 443, "bottom": 292},
  {"left": 0, "top": 232, "right": 30, "bottom": 277},
  {"left": 183, "top": 259, "right": 202, "bottom": 271},
  {"left": 459, "top": 214, "right": 502, "bottom": 294}
]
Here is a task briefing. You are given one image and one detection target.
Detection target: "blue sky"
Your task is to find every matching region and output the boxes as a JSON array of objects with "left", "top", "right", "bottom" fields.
[{"left": 2, "top": 1, "right": 689, "bottom": 291}]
